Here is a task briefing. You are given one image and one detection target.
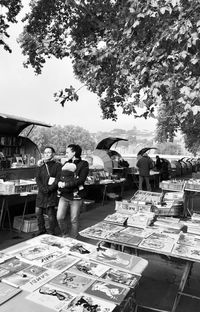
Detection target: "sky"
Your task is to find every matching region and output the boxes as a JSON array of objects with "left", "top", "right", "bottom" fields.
[{"left": 0, "top": 4, "right": 157, "bottom": 133}]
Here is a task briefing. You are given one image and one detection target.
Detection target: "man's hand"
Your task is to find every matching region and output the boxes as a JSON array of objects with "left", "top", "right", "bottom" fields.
[{"left": 58, "top": 181, "right": 65, "bottom": 188}]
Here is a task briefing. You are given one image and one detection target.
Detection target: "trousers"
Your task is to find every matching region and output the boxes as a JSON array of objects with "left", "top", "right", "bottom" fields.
[
  {"left": 35, "top": 206, "right": 57, "bottom": 234},
  {"left": 57, "top": 196, "right": 82, "bottom": 238},
  {"left": 139, "top": 175, "right": 151, "bottom": 191}
]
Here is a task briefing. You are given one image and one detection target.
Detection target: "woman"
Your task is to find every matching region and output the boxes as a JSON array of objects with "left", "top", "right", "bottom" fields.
[
  {"left": 35, "top": 146, "right": 61, "bottom": 236},
  {"left": 57, "top": 144, "right": 89, "bottom": 238}
]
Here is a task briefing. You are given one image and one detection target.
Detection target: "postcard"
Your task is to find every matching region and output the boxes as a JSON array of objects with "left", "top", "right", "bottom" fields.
[
  {"left": 0, "top": 281, "right": 21, "bottom": 305},
  {"left": 64, "top": 294, "right": 116, "bottom": 312},
  {"left": 101, "top": 268, "right": 140, "bottom": 288},
  {"left": 68, "top": 259, "right": 109, "bottom": 278},
  {"left": 44, "top": 254, "right": 79, "bottom": 271},
  {"left": 49, "top": 270, "right": 94, "bottom": 294},
  {"left": 84, "top": 280, "right": 129, "bottom": 304},
  {"left": 0, "top": 257, "right": 30, "bottom": 273},
  {"left": 26, "top": 283, "right": 75, "bottom": 311}
]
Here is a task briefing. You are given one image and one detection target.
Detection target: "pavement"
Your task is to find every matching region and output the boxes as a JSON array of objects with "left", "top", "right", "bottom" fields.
[{"left": 0, "top": 188, "right": 200, "bottom": 311}]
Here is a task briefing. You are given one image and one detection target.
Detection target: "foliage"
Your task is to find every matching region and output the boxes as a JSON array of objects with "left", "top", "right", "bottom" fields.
[
  {"left": 156, "top": 141, "right": 182, "bottom": 155},
  {"left": 181, "top": 112, "right": 200, "bottom": 156},
  {"left": 22, "top": 124, "right": 96, "bottom": 153},
  {"left": 0, "top": 0, "right": 22, "bottom": 52},
  {"left": 17, "top": 0, "right": 200, "bottom": 130}
]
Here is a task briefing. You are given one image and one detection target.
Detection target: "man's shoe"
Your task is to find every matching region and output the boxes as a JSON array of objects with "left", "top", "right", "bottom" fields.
[{"left": 32, "top": 230, "right": 46, "bottom": 238}]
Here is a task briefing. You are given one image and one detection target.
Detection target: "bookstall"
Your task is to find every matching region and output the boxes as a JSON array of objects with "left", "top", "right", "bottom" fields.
[
  {"left": 0, "top": 234, "right": 148, "bottom": 312},
  {"left": 0, "top": 113, "right": 51, "bottom": 229},
  {"left": 79, "top": 192, "right": 200, "bottom": 312}
]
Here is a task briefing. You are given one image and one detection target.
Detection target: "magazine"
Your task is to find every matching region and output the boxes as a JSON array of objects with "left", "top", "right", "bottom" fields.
[
  {"left": 2, "top": 271, "right": 33, "bottom": 288},
  {"left": 49, "top": 270, "right": 94, "bottom": 294},
  {"left": 33, "top": 234, "right": 67, "bottom": 249},
  {"left": 34, "top": 250, "right": 65, "bottom": 266},
  {"left": 21, "top": 269, "right": 59, "bottom": 292},
  {"left": 64, "top": 294, "right": 116, "bottom": 312},
  {"left": 68, "top": 259, "right": 109, "bottom": 278},
  {"left": 0, "top": 252, "right": 11, "bottom": 264},
  {"left": 177, "top": 233, "right": 200, "bottom": 248},
  {"left": 16, "top": 245, "right": 56, "bottom": 261},
  {"left": 101, "top": 268, "right": 140, "bottom": 288},
  {"left": 26, "top": 283, "right": 75, "bottom": 311},
  {"left": 90, "top": 247, "right": 147, "bottom": 274},
  {"left": 44, "top": 254, "right": 79, "bottom": 271},
  {"left": 0, "top": 281, "right": 21, "bottom": 305},
  {"left": 104, "top": 212, "right": 129, "bottom": 226},
  {"left": 106, "top": 232, "right": 143, "bottom": 246},
  {"left": 172, "top": 243, "right": 200, "bottom": 261},
  {"left": 0, "top": 257, "right": 30, "bottom": 273},
  {"left": 139, "top": 232, "right": 177, "bottom": 253},
  {"left": 0, "top": 267, "right": 10, "bottom": 278},
  {"left": 121, "top": 226, "right": 153, "bottom": 238},
  {"left": 84, "top": 280, "right": 129, "bottom": 304}
]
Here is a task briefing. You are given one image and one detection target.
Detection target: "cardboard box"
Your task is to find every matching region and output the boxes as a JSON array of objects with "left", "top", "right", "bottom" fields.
[{"left": 13, "top": 213, "right": 49, "bottom": 232}]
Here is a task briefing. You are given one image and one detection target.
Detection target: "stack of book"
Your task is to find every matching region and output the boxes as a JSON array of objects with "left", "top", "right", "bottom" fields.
[{"left": 127, "top": 212, "right": 155, "bottom": 228}]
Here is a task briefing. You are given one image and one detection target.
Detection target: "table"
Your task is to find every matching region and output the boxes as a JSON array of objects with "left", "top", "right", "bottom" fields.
[
  {"left": 80, "top": 230, "right": 200, "bottom": 312},
  {"left": 85, "top": 179, "right": 126, "bottom": 206},
  {"left": 0, "top": 192, "right": 37, "bottom": 231},
  {"left": 0, "top": 236, "right": 148, "bottom": 312},
  {"left": 128, "top": 171, "right": 160, "bottom": 190}
]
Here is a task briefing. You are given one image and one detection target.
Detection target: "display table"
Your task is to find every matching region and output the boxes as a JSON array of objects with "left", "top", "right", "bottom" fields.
[
  {"left": 0, "top": 192, "right": 37, "bottom": 231},
  {"left": 85, "top": 179, "right": 126, "bottom": 205},
  {"left": 128, "top": 171, "right": 160, "bottom": 189},
  {"left": 80, "top": 223, "right": 200, "bottom": 312},
  {"left": 0, "top": 235, "right": 148, "bottom": 312}
]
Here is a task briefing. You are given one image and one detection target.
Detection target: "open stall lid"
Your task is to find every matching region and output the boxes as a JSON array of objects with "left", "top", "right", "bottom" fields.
[
  {"left": 0, "top": 113, "right": 51, "bottom": 136},
  {"left": 137, "top": 147, "right": 157, "bottom": 156},
  {"left": 96, "top": 137, "right": 128, "bottom": 150}
]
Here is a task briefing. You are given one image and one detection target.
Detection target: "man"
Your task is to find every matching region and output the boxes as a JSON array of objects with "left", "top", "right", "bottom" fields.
[
  {"left": 136, "top": 153, "right": 153, "bottom": 191},
  {"left": 35, "top": 146, "right": 61, "bottom": 236}
]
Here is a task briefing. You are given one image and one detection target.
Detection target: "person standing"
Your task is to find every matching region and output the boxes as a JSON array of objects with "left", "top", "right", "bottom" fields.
[
  {"left": 35, "top": 146, "right": 62, "bottom": 236},
  {"left": 136, "top": 153, "right": 153, "bottom": 191},
  {"left": 57, "top": 144, "right": 89, "bottom": 238}
]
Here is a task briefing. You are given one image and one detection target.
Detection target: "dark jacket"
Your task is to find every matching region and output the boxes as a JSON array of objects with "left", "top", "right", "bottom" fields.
[
  {"left": 136, "top": 155, "right": 153, "bottom": 177},
  {"left": 36, "top": 160, "right": 62, "bottom": 208},
  {"left": 60, "top": 159, "right": 89, "bottom": 200}
]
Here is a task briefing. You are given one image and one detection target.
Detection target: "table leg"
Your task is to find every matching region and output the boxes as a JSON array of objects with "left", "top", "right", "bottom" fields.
[
  {"left": 171, "top": 261, "right": 193, "bottom": 312},
  {"left": 102, "top": 185, "right": 107, "bottom": 206},
  {"left": 19, "top": 196, "right": 28, "bottom": 232},
  {"left": 0, "top": 198, "right": 6, "bottom": 228}
]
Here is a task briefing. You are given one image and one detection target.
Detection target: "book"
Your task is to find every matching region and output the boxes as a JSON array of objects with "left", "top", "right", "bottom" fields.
[
  {"left": 68, "top": 259, "right": 109, "bottom": 278},
  {"left": 101, "top": 268, "right": 140, "bottom": 288},
  {"left": 49, "top": 270, "right": 94, "bottom": 294},
  {"left": 90, "top": 247, "right": 148, "bottom": 274},
  {"left": 26, "top": 283, "right": 75, "bottom": 311},
  {"left": 44, "top": 254, "right": 79, "bottom": 271},
  {"left": 66, "top": 294, "right": 116, "bottom": 312},
  {"left": 0, "top": 257, "right": 30, "bottom": 273},
  {"left": 0, "top": 281, "right": 21, "bottom": 305},
  {"left": 84, "top": 280, "right": 129, "bottom": 304}
]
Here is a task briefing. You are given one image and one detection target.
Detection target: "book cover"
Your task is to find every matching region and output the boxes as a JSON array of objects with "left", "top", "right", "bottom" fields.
[
  {"left": 68, "top": 259, "right": 109, "bottom": 278},
  {"left": 101, "top": 268, "right": 140, "bottom": 288},
  {"left": 44, "top": 254, "right": 79, "bottom": 271},
  {"left": 49, "top": 270, "right": 94, "bottom": 294},
  {"left": 26, "top": 283, "right": 75, "bottom": 311},
  {"left": 66, "top": 294, "right": 116, "bottom": 312},
  {"left": 90, "top": 247, "right": 145, "bottom": 274},
  {"left": 0, "top": 281, "right": 21, "bottom": 305},
  {"left": 84, "top": 280, "right": 129, "bottom": 304},
  {"left": 0, "top": 257, "right": 30, "bottom": 273}
]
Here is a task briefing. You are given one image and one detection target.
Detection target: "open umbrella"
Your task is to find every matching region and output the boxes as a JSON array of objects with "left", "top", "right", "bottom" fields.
[{"left": 137, "top": 147, "right": 157, "bottom": 156}]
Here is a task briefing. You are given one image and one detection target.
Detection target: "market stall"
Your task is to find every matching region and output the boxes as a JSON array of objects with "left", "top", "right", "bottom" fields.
[{"left": 0, "top": 113, "right": 51, "bottom": 228}]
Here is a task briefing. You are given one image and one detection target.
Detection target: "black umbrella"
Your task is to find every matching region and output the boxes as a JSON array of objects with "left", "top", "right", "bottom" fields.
[{"left": 137, "top": 147, "right": 157, "bottom": 156}]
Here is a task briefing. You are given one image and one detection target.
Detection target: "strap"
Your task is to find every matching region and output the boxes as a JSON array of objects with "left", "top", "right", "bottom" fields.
[{"left": 45, "top": 163, "right": 50, "bottom": 177}]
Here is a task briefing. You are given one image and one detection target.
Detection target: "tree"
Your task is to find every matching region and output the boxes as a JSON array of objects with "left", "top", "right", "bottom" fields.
[
  {"left": 17, "top": 0, "right": 200, "bottom": 129},
  {"left": 181, "top": 112, "right": 200, "bottom": 155},
  {"left": 0, "top": 0, "right": 22, "bottom": 52},
  {"left": 22, "top": 124, "right": 96, "bottom": 153},
  {"left": 156, "top": 142, "right": 182, "bottom": 155}
]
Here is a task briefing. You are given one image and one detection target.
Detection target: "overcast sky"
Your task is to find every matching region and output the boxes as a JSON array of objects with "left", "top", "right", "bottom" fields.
[{"left": 0, "top": 4, "right": 156, "bottom": 133}]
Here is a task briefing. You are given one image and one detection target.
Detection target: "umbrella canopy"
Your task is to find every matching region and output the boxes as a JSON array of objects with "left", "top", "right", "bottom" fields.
[{"left": 137, "top": 147, "right": 157, "bottom": 156}]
